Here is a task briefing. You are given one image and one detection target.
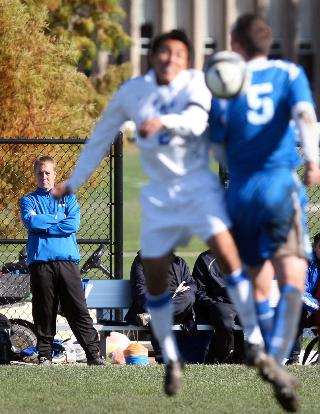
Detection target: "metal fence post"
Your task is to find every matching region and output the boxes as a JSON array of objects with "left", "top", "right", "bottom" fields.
[{"left": 113, "top": 132, "right": 123, "bottom": 281}]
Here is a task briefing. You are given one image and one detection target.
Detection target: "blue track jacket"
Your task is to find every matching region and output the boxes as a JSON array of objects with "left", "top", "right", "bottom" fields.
[
  {"left": 303, "top": 253, "right": 320, "bottom": 313},
  {"left": 20, "top": 188, "right": 80, "bottom": 265}
]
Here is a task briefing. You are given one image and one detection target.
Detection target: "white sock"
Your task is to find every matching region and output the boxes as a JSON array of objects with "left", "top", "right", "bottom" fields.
[
  {"left": 146, "top": 290, "right": 179, "bottom": 363},
  {"left": 227, "top": 269, "right": 264, "bottom": 346}
]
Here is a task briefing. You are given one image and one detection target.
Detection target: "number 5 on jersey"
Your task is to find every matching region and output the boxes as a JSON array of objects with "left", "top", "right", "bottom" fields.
[{"left": 247, "top": 82, "right": 275, "bottom": 125}]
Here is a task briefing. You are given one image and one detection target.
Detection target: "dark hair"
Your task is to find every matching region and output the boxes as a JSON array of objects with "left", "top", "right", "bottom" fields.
[
  {"left": 149, "top": 29, "right": 193, "bottom": 63},
  {"left": 314, "top": 233, "right": 320, "bottom": 247},
  {"left": 34, "top": 155, "right": 56, "bottom": 172},
  {"left": 231, "top": 14, "right": 273, "bottom": 58}
]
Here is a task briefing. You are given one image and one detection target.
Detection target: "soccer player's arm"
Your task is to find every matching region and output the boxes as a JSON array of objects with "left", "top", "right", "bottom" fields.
[
  {"left": 208, "top": 99, "right": 228, "bottom": 168},
  {"left": 65, "top": 87, "right": 128, "bottom": 194},
  {"left": 158, "top": 71, "right": 212, "bottom": 137},
  {"left": 290, "top": 65, "right": 320, "bottom": 185},
  {"left": 46, "top": 195, "right": 80, "bottom": 236}
]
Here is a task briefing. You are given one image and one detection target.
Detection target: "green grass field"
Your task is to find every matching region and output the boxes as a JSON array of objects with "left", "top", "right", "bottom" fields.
[{"left": 0, "top": 364, "right": 319, "bottom": 414}]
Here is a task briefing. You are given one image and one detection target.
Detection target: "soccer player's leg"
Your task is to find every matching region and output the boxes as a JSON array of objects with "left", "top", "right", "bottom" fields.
[
  {"left": 243, "top": 263, "right": 301, "bottom": 413},
  {"left": 250, "top": 261, "right": 275, "bottom": 350},
  {"left": 139, "top": 193, "right": 184, "bottom": 395},
  {"left": 255, "top": 297, "right": 275, "bottom": 351},
  {"left": 269, "top": 257, "right": 305, "bottom": 364},
  {"left": 246, "top": 261, "right": 301, "bottom": 412},
  {"left": 268, "top": 257, "right": 306, "bottom": 410},
  {"left": 254, "top": 173, "right": 308, "bottom": 412},
  {"left": 268, "top": 181, "right": 310, "bottom": 365},
  {"left": 221, "top": 176, "right": 270, "bottom": 363},
  {"left": 143, "top": 256, "right": 183, "bottom": 396}
]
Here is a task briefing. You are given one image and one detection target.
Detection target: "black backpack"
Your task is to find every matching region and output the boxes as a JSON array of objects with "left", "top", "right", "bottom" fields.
[{"left": 0, "top": 314, "right": 12, "bottom": 364}]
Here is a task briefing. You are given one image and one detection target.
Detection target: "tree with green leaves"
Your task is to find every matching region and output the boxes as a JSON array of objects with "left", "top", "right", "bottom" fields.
[
  {"left": 0, "top": 0, "right": 131, "bottom": 237},
  {"left": 26, "top": 0, "right": 132, "bottom": 75},
  {"left": 0, "top": 0, "right": 99, "bottom": 138},
  {"left": 1, "top": 0, "right": 132, "bottom": 136}
]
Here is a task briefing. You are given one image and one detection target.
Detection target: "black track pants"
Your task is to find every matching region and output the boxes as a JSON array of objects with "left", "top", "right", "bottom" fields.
[{"left": 29, "top": 261, "right": 99, "bottom": 361}]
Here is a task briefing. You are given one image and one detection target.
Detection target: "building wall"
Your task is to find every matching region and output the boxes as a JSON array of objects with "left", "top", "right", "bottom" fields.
[{"left": 120, "top": 0, "right": 320, "bottom": 112}]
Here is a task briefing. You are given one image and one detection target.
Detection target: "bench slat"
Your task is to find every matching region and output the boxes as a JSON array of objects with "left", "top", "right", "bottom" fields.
[
  {"left": 85, "top": 279, "right": 132, "bottom": 309},
  {"left": 84, "top": 279, "right": 281, "bottom": 309}
]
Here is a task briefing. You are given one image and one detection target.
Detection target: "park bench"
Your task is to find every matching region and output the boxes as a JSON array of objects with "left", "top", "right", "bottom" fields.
[
  {"left": 56, "top": 278, "right": 319, "bottom": 363},
  {"left": 84, "top": 278, "right": 226, "bottom": 356},
  {"left": 57, "top": 278, "right": 280, "bottom": 357}
]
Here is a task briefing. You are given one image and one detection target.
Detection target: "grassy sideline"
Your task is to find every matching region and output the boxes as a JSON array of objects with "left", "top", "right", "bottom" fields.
[{"left": 1, "top": 364, "right": 320, "bottom": 414}]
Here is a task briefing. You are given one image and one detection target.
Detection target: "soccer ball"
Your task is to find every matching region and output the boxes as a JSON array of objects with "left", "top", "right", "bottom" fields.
[{"left": 204, "top": 51, "right": 248, "bottom": 99}]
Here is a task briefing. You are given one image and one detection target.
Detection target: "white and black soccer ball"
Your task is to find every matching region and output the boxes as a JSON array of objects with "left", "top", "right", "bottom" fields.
[{"left": 204, "top": 51, "right": 248, "bottom": 99}]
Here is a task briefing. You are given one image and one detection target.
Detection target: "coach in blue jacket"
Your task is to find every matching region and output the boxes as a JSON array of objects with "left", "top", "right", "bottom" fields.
[{"left": 20, "top": 155, "right": 105, "bottom": 365}]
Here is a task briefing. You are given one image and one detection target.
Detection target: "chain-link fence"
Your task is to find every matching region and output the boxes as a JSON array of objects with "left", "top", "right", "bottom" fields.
[
  {"left": 305, "top": 180, "right": 320, "bottom": 240},
  {"left": 0, "top": 137, "right": 123, "bottom": 352}
]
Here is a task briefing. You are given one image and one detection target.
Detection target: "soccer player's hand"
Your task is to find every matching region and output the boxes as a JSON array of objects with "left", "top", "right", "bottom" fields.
[
  {"left": 304, "top": 161, "right": 320, "bottom": 186},
  {"left": 52, "top": 181, "right": 71, "bottom": 198},
  {"left": 139, "top": 119, "right": 164, "bottom": 138}
]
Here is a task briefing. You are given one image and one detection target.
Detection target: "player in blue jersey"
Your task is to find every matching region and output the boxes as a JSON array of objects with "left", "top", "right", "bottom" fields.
[{"left": 209, "top": 14, "right": 320, "bottom": 412}]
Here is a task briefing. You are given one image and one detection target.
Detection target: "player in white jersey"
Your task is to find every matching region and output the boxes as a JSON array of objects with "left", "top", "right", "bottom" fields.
[
  {"left": 53, "top": 29, "right": 247, "bottom": 396},
  {"left": 210, "top": 15, "right": 320, "bottom": 412}
]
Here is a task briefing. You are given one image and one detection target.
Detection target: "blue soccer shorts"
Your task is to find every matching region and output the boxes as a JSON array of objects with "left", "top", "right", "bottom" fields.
[{"left": 227, "top": 168, "right": 311, "bottom": 267}]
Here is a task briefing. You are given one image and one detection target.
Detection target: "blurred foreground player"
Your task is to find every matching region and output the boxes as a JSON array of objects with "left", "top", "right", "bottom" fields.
[
  {"left": 209, "top": 14, "right": 320, "bottom": 412},
  {"left": 53, "top": 30, "right": 247, "bottom": 396}
]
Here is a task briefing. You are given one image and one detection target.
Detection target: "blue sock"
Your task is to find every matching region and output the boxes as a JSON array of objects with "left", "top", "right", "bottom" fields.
[
  {"left": 226, "top": 269, "right": 264, "bottom": 346},
  {"left": 255, "top": 299, "right": 274, "bottom": 350},
  {"left": 268, "top": 284, "right": 302, "bottom": 364}
]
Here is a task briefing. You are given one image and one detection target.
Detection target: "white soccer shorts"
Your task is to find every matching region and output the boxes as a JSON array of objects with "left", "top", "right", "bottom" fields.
[{"left": 140, "top": 170, "right": 231, "bottom": 258}]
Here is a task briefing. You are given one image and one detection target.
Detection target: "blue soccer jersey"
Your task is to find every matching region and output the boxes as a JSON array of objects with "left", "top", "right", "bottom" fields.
[
  {"left": 210, "top": 57, "right": 314, "bottom": 176},
  {"left": 209, "top": 57, "right": 314, "bottom": 265}
]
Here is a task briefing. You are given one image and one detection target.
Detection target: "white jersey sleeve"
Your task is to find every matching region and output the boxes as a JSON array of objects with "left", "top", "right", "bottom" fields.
[
  {"left": 67, "top": 86, "right": 128, "bottom": 192},
  {"left": 292, "top": 102, "right": 319, "bottom": 165},
  {"left": 68, "top": 69, "right": 213, "bottom": 189},
  {"left": 159, "top": 71, "right": 212, "bottom": 137}
]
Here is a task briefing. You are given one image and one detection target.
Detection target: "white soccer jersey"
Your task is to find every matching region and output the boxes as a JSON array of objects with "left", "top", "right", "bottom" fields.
[{"left": 67, "top": 69, "right": 212, "bottom": 191}]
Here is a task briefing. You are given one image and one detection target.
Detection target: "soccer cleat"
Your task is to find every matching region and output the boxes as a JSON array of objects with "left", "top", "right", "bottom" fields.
[
  {"left": 38, "top": 356, "right": 52, "bottom": 366},
  {"left": 87, "top": 357, "right": 108, "bottom": 366},
  {"left": 285, "top": 357, "right": 300, "bottom": 366},
  {"left": 164, "top": 359, "right": 184, "bottom": 397},
  {"left": 243, "top": 341, "right": 266, "bottom": 367},
  {"left": 258, "top": 355, "right": 300, "bottom": 412}
]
